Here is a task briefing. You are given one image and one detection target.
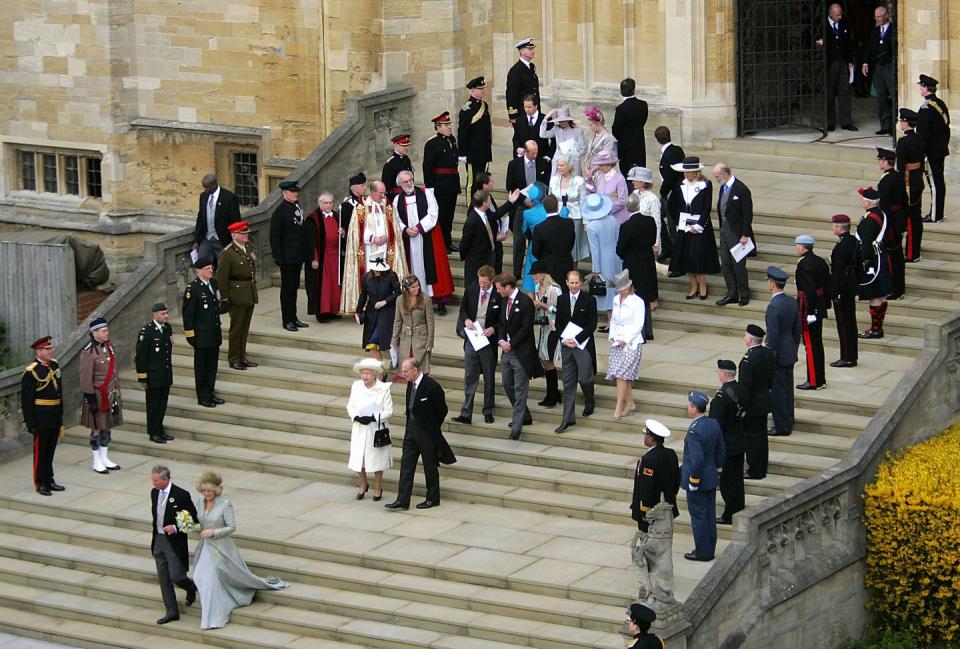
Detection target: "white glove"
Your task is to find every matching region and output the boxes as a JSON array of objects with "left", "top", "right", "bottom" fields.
[
  {"left": 458, "top": 156, "right": 467, "bottom": 164},
  {"left": 867, "top": 267, "right": 876, "bottom": 276},
  {"left": 806, "top": 314, "right": 817, "bottom": 324},
  {"left": 688, "top": 484, "right": 699, "bottom": 492}
]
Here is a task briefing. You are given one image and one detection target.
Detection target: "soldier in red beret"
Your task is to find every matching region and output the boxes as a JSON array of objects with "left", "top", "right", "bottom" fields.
[{"left": 216, "top": 221, "right": 258, "bottom": 370}]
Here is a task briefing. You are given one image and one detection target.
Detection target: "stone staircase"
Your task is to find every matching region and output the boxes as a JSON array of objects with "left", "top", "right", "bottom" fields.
[{"left": 2, "top": 135, "right": 957, "bottom": 647}]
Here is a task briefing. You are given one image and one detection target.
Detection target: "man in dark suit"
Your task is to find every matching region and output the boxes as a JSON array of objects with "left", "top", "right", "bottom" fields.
[
  {"left": 531, "top": 195, "right": 575, "bottom": 284},
  {"left": 829, "top": 214, "right": 859, "bottom": 368},
  {"left": 917, "top": 74, "right": 951, "bottom": 223},
  {"left": 794, "top": 235, "right": 831, "bottom": 391},
  {"left": 385, "top": 358, "right": 452, "bottom": 510},
  {"left": 612, "top": 78, "right": 649, "bottom": 174},
  {"left": 270, "top": 180, "right": 308, "bottom": 331},
  {"left": 505, "top": 38, "right": 540, "bottom": 123},
  {"left": 182, "top": 258, "right": 224, "bottom": 408},
  {"left": 739, "top": 324, "right": 775, "bottom": 479},
  {"left": 512, "top": 96, "right": 555, "bottom": 161},
  {"left": 764, "top": 266, "right": 801, "bottom": 436},
  {"left": 472, "top": 172, "right": 517, "bottom": 274},
  {"left": 193, "top": 174, "right": 241, "bottom": 262},
  {"left": 553, "top": 270, "right": 597, "bottom": 433},
  {"left": 453, "top": 265, "right": 502, "bottom": 425},
  {"left": 150, "top": 465, "right": 198, "bottom": 624},
  {"left": 496, "top": 273, "right": 543, "bottom": 440},
  {"left": 654, "top": 126, "right": 685, "bottom": 264},
  {"left": 816, "top": 3, "right": 856, "bottom": 131},
  {"left": 713, "top": 163, "right": 755, "bottom": 306},
  {"left": 710, "top": 360, "right": 750, "bottom": 525},
  {"left": 506, "top": 141, "right": 551, "bottom": 273},
  {"left": 135, "top": 303, "right": 174, "bottom": 444},
  {"left": 681, "top": 391, "right": 725, "bottom": 562},
  {"left": 861, "top": 6, "right": 897, "bottom": 135},
  {"left": 460, "top": 189, "right": 518, "bottom": 290}
]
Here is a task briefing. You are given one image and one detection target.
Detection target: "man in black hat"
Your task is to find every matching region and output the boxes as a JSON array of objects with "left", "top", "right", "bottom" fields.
[
  {"left": 458, "top": 77, "right": 492, "bottom": 197},
  {"left": 339, "top": 171, "right": 366, "bottom": 235},
  {"left": 270, "top": 180, "right": 309, "bottom": 331},
  {"left": 423, "top": 112, "right": 461, "bottom": 252},
  {"left": 862, "top": 5, "right": 897, "bottom": 136},
  {"left": 764, "top": 266, "right": 800, "bottom": 436},
  {"left": 896, "top": 108, "right": 926, "bottom": 262},
  {"left": 21, "top": 336, "right": 65, "bottom": 496},
  {"left": 816, "top": 3, "right": 857, "bottom": 132},
  {"left": 739, "top": 324, "right": 775, "bottom": 479},
  {"left": 182, "top": 257, "right": 224, "bottom": 408},
  {"left": 857, "top": 187, "right": 893, "bottom": 338},
  {"left": 631, "top": 419, "right": 679, "bottom": 533},
  {"left": 136, "top": 303, "right": 174, "bottom": 444},
  {"left": 381, "top": 135, "right": 414, "bottom": 196},
  {"left": 625, "top": 602, "right": 664, "bottom": 649},
  {"left": 829, "top": 215, "right": 859, "bottom": 368},
  {"left": 681, "top": 390, "right": 724, "bottom": 561},
  {"left": 876, "top": 147, "right": 907, "bottom": 299},
  {"left": 710, "top": 360, "right": 749, "bottom": 525},
  {"left": 505, "top": 38, "right": 540, "bottom": 124},
  {"left": 794, "top": 235, "right": 831, "bottom": 391},
  {"left": 917, "top": 74, "right": 950, "bottom": 223}
]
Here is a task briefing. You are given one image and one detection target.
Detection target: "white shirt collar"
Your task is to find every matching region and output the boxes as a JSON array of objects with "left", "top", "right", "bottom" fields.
[
  {"left": 413, "top": 373, "right": 424, "bottom": 391},
  {"left": 660, "top": 141, "right": 672, "bottom": 154},
  {"left": 570, "top": 290, "right": 581, "bottom": 299},
  {"left": 153, "top": 320, "right": 164, "bottom": 330},
  {"left": 509, "top": 288, "right": 519, "bottom": 301},
  {"left": 546, "top": 211, "right": 559, "bottom": 217},
  {"left": 474, "top": 207, "right": 489, "bottom": 221},
  {"left": 725, "top": 175, "right": 736, "bottom": 189},
  {"left": 519, "top": 58, "right": 532, "bottom": 68},
  {"left": 527, "top": 111, "right": 539, "bottom": 122}
]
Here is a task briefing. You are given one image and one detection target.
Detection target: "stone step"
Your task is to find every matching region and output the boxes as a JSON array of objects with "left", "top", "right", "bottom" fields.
[
  {"left": 709, "top": 137, "right": 891, "bottom": 165},
  {"left": 706, "top": 151, "right": 876, "bottom": 181}
]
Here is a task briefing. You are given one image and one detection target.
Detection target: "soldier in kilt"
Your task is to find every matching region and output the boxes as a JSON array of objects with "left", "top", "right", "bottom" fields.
[{"left": 80, "top": 318, "right": 122, "bottom": 474}]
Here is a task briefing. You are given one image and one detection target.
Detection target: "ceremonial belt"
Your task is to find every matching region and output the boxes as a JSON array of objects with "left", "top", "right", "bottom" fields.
[
  {"left": 432, "top": 167, "right": 458, "bottom": 174},
  {"left": 230, "top": 279, "right": 253, "bottom": 285},
  {"left": 35, "top": 399, "right": 61, "bottom": 406}
]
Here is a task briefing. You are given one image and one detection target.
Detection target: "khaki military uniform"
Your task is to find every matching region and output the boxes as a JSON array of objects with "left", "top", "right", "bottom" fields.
[{"left": 216, "top": 241, "right": 258, "bottom": 364}]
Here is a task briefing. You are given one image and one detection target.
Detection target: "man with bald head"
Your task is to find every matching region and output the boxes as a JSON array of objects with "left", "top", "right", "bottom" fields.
[
  {"left": 192, "top": 173, "right": 240, "bottom": 261},
  {"left": 505, "top": 139, "right": 551, "bottom": 273},
  {"left": 712, "top": 163, "right": 754, "bottom": 306},
  {"left": 816, "top": 3, "right": 856, "bottom": 132}
]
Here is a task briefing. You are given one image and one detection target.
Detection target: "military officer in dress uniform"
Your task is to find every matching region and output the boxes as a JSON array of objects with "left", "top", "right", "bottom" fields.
[
  {"left": 135, "top": 303, "right": 174, "bottom": 444},
  {"left": 710, "top": 360, "right": 749, "bottom": 525},
  {"left": 857, "top": 187, "right": 894, "bottom": 339},
  {"left": 505, "top": 37, "right": 540, "bottom": 124},
  {"left": 626, "top": 603, "right": 665, "bottom": 649},
  {"left": 896, "top": 108, "right": 926, "bottom": 262},
  {"left": 917, "top": 74, "right": 950, "bottom": 223},
  {"left": 216, "top": 221, "right": 258, "bottom": 371},
  {"left": 876, "top": 147, "right": 907, "bottom": 299},
  {"left": 681, "top": 390, "right": 725, "bottom": 561},
  {"left": 739, "top": 324, "right": 775, "bottom": 479},
  {"left": 458, "top": 77, "right": 493, "bottom": 198},
  {"left": 829, "top": 215, "right": 860, "bottom": 368},
  {"left": 630, "top": 419, "right": 679, "bottom": 533},
  {"left": 381, "top": 135, "right": 414, "bottom": 196},
  {"left": 79, "top": 317, "right": 123, "bottom": 474},
  {"left": 794, "top": 235, "right": 831, "bottom": 390},
  {"left": 270, "top": 179, "right": 308, "bottom": 331},
  {"left": 183, "top": 257, "right": 224, "bottom": 408},
  {"left": 21, "top": 336, "right": 65, "bottom": 496},
  {"left": 422, "top": 112, "right": 461, "bottom": 252}
]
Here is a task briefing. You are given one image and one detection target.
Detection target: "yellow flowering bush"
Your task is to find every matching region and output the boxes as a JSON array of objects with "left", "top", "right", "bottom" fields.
[{"left": 863, "top": 424, "right": 960, "bottom": 644}]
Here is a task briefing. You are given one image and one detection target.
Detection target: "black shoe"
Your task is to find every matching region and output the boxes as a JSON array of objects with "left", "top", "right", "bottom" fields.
[
  {"left": 156, "top": 614, "right": 180, "bottom": 625},
  {"left": 522, "top": 417, "right": 533, "bottom": 426},
  {"left": 875, "top": 129, "right": 892, "bottom": 135},
  {"left": 716, "top": 517, "right": 732, "bottom": 525},
  {"left": 656, "top": 254, "right": 670, "bottom": 264},
  {"left": 384, "top": 501, "right": 409, "bottom": 511},
  {"left": 36, "top": 485, "right": 52, "bottom": 496},
  {"left": 284, "top": 323, "right": 299, "bottom": 332},
  {"left": 48, "top": 482, "right": 66, "bottom": 491},
  {"left": 827, "top": 124, "right": 836, "bottom": 132},
  {"left": 452, "top": 415, "right": 471, "bottom": 424},
  {"left": 905, "top": 257, "right": 922, "bottom": 263},
  {"left": 830, "top": 359, "right": 857, "bottom": 368},
  {"left": 668, "top": 271, "right": 684, "bottom": 278},
  {"left": 768, "top": 429, "right": 791, "bottom": 437},
  {"left": 685, "top": 293, "right": 697, "bottom": 300},
  {"left": 934, "top": 217, "right": 944, "bottom": 223},
  {"left": 241, "top": 359, "right": 258, "bottom": 368},
  {"left": 537, "top": 396, "right": 559, "bottom": 407},
  {"left": 508, "top": 431, "right": 521, "bottom": 440},
  {"left": 554, "top": 422, "right": 573, "bottom": 433},
  {"left": 356, "top": 489, "right": 367, "bottom": 501},
  {"left": 150, "top": 435, "right": 167, "bottom": 444},
  {"left": 484, "top": 414, "right": 495, "bottom": 424},
  {"left": 185, "top": 586, "right": 196, "bottom": 606},
  {"left": 859, "top": 329, "right": 884, "bottom": 339},
  {"left": 372, "top": 492, "right": 383, "bottom": 502},
  {"left": 416, "top": 500, "right": 439, "bottom": 509},
  {"left": 198, "top": 401, "right": 216, "bottom": 408},
  {"left": 684, "top": 552, "right": 714, "bottom": 562},
  {"left": 437, "top": 304, "right": 447, "bottom": 316},
  {"left": 294, "top": 320, "right": 309, "bottom": 328},
  {"left": 886, "top": 292, "right": 904, "bottom": 300},
  {"left": 212, "top": 397, "right": 225, "bottom": 405},
  {"left": 738, "top": 297, "right": 750, "bottom": 306},
  {"left": 796, "top": 382, "right": 816, "bottom": 390},
  {"left": 163, "top": 434, "right": 175, "bottom": 441},
  {"left": 582, "top": 403, "right": 594, "bottom": 417},
  {"left": 229, "top": 361, "right": 246, "bottom": 370},
  {"left": 841, "top": 123, "right": 858, "bottom": 131},
  {"left": 922, "top": 215, "right": 934, "bottom": 223},
  {"left": 715, "top": 295, "right": 737, "bottom": 306},
  {"left": 448, "top": 245, "right": 460, "bottom": 254},
  {"left": 744, "top": 473, "right": 766, "bottom": 480}
]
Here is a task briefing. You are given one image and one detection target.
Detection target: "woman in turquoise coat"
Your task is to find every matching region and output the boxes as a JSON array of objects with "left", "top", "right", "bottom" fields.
[{"left": 520, "top": 183, "right": 548, "bottom": 294}]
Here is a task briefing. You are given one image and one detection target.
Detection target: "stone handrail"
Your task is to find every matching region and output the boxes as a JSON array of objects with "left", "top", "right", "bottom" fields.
[{"left": 0, "top": 86, "right": 417, "bottom": 462}]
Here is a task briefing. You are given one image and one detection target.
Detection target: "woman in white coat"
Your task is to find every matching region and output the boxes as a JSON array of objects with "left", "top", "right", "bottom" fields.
[
  {"left": 605, "top": 270, "right": 645, "bottom": 420},
  {"left": 346, "top": 358, "right": 393, "bottom": 501}
]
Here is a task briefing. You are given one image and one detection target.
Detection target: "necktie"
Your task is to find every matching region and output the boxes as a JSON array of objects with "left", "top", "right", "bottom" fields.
[
  {"left": 529, "top": 116, "right": 534, "bottom": 126},
  {"left": 507, "top": 296, "right": 514, "bottom": 316},
  {"left": 571, "top": 293, "right": 577, "bottom": 310},
  {"left": 156, "top": 490, "right": 167, "bottom": 532},
  {"left": 208, "top": 194, "right": 215, "bottom": 215},
  {"left": 833, "top": 21, "right": 839, "bottom": 36},
  {"left": 480, "top": 291, "right": 488, "bottom": 307},
  {"left": 530, "top": 63, "right": 536, "bottom": 73}
]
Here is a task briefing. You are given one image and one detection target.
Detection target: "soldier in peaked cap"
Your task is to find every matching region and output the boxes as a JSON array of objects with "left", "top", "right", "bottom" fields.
[
  {"left": 710, "top": 359, "right": 749, "bottom": 524},
  {"left": 458, "top": 77, "right": 493, "bottom": 199},
  {"left": 681, "top": 390, "right": 724, "bottom": 561},
  {"left": 765, "top": 265, "right": 801, "bottom": 437},
  {"left": 739, "top": 324, "right": 775, "bottom": 479},
  {"left": 856, "top": 186, "right": 892, "bottom": 339},
  {"left": 505, "top": 37, "right": 540, "bottom": 123},
  {"left": 80, "top": 317, "right": 123, "bottom": 474},
  {"left": 631, "top": 419, "right": 680, "bottom": 533},
  {"left": 829, "top": 215, "right": 860, "bottom": 368},
  {"left": 382, "top": 135, "right": 414, "bottom": 196},
  {"left": 216, "top": 220, "right": 258, "bottom": 370},
  {"left": 794, "top": 234, "right": 831, "bottom": 391},
  {"left": 423, "top": 111, "right": 461, "bottom": 252},
  {"left": 136, "top": 303, "right": 174, "bottom": 444},
  {"left": 21, "top": 336, "right": 65, "bottom": 496},
  {"left": 271, "top": 180, "right": 308, "bottom": 331},
  {"left": 626, "top": 602, "right": 664, "bottom": 649},
  {"left": 183, "top": 256, "right": 224, "bottom": 408},
  {"left": 917, "top": 74, "right": 950, "bottom": 223},
  {"left": 876, "top": 147, "right": 907, "bottom": 299},
  {"left": 896, "top": 108, "right": 926, "bottom": 262}
]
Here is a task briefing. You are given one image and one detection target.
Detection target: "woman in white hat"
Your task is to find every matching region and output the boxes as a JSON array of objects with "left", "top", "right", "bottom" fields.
[
  {"left": 606, "top": 270, "right": 645, "bottom": 419},
  {"left": 582, "top": 106, "right": 617, "bottom": 177},
  {"left": 588, "top": 149, "right": 630, "bottom": 225},
  {"left": 580, "top": 193, "right": 624, "bottom": 325},
  {"left": 540, "top": 108, "right": 586, "bottom": 176},
  {"left": 548, "top": 155, "right": 590, "bottom": 261},
  {"left": 346, "top": 357, "right": 393, "bottom": 500},
  {"left": 667, "top": 157, "right": 720, "bottom": 299}
]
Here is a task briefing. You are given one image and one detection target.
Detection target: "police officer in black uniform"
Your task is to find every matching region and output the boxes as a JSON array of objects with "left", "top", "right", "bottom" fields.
[
  {"left": 739, "top": 324, "right": 775, "bottom": 480},
  {"left": 270, "top": 179, "right": 308, "bottom": 331},
  {"left": 136, "top": 303, "right": 174, "bottom": 443},
  {"left": 829, "top": 215, "right": 860, "bottom": 368},
  {"left": 710, "top": 360, "right": 749, "bottom": 524},
  {"left": 183, "top": 257, "right": 224, "bottom": 408},
  {"left": 626, "top": 603, "right": 664, "bottom": 649},
  {"left": 917, "top": 74, "right": 950, "bottom": 223},
  {"left": 630, "top": 419, "right": 680, "bottom": 533},
  {"left": 876, "top": 147, "right": 907, "bottom": 298},
  {"left": 505, "top": 38, "right": 540, "bottom": 123},
  {"left": 422, "top": 112, "right": 461, "bottom": 252},
  {"left": 381, "top": 135, "right": 414, "bottom": 197},
  {"left": 21, "top": 336, "right": 65, "bottom": 496},
  {"left": 458, "top": 77, "right": 493, "bottom": 199},
  {"left": 896, "top": 108, "right": 926, "bottom": 262}
]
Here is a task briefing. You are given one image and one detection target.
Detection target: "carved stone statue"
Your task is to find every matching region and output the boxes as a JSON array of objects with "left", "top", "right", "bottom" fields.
[{"left": 630, "top": 501, "right": 677, "bottom": 608}]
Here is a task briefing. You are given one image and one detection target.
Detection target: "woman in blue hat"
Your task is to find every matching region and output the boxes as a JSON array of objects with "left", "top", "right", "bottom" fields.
[
  {"left": 520, "top": 183, "right": 549, "bottom": 294},
  {"left": 581, "top": 192, "right": 624, "bottom": 327}
]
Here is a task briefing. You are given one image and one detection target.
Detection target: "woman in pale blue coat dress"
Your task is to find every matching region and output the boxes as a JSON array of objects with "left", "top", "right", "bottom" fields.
[
  {"left": 520, "top": 184, "right": 548, "bottom": 294},
  {"left": 192, "top": 471, "right": 287, "bottom": 630},
  {"left": 581, "top": 193, "right": 623, "bottom": 329}
]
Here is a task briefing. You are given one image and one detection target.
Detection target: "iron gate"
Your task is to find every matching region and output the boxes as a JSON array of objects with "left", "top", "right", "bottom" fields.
[{"left": 737, "top": 0, "right": 827, "bottom": 134}]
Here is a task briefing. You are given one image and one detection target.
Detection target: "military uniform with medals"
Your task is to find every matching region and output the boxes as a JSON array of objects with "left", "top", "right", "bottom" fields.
[
  {"left": 382, "top": 136, "right": 414, "bottom": 196},
  {"left": 20, "top": 336, "right": 64, "bottom": 495},
  {"left": 738, "top": 326, "right": 775, "bottom": 479},
  {"left": 216, "top": 222, "right": 258, "bottom": 368},
  {"left": 828, "top": 215, "right": 860, "bottom": 366},
  {"left": 916, "top": 74, "right": 950, "bottom": 223},
  {"left": 422, "top": 112, "right": 461, "bottom": 251},
  {"left": 709, "top": 361, "right": 750, "bottom": 524},
  {"left": 458, "top": 76, "right": 493, "bottom": 196},
  {"left": 505, "top": 38, "right": 540, "bottom": 121},
  {"left": 136, "top": 305, "right": 174, "bottom": 443},
  {"left": 182, "top": 268, "right": 223, "bottom": 407},
  {"left": 877, "top": 147, "right": 907, "bottom": 297},
  {"left": 896, "top": 108, "right": 926, "bottom": 262},
  {"left": 630, "top": 420, "right": 679, "bottom": 533},
  {"left": 794, "top": 238, "right": 832, "bottom": 390}
]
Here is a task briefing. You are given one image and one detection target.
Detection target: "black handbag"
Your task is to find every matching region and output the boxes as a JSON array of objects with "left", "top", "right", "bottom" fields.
[
  {"left": 588, "top": 274, "right": 607, "bottom": 296},
  {"left": 373, "top": 414, "right": 391, "bottom": 448}
]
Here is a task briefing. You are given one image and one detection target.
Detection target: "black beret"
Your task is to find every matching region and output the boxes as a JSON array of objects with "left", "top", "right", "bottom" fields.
[
  {"left": 717, "top": 359, "right": 737, "bottom": 372},
  {"left": 349, "top": 172, "right": 367, "bottom": 186},
  {"left": 151, "top": 302, "right": 168, "bottom": 312},
  {"left": 746, "top": 324, "right": 765, "bottom": 338}
]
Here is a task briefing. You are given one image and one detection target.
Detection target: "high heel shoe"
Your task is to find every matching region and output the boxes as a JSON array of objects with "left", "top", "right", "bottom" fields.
[
  {"left": 372, "top": 491, "right": 383, "bottom": 502},
  {"left": 685, "top": 293, "right": 697, "bottom": 300},
  {"left": 698, "top": 292, "right": 708, "bottom": 301},
  {"left": 622, "top": 406, "right": 636, "bottom": 418},
  {"left": 356, "top": 488, "right": 368, "bottom": 501}
]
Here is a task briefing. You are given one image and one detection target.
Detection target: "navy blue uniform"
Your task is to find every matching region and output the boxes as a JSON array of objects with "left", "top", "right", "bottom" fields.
[
  {"left": 765, "top": 292, "right": 801, "bottom": 434},
  {"left": 681, "top": 415, "right": 725, "bottom": 559},
  {"left": 739, "top": 344, "right": 775, "bottom": 478},
  {"left": 631, "top": 444, "right": 680, "bottom": 532}
]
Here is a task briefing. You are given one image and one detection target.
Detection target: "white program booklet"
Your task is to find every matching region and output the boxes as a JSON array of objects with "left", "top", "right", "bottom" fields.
[
  {"left": 465, "top": 322, "right": 490, "bottom": 351},
  {"left": 730, "top": 238, "right": 756, "bottom": 263},
  {"left": 559, "top": 321, "right": 589, "bottom": 349}
]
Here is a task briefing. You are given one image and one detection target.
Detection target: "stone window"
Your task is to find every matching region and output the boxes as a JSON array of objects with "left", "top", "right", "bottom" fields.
[
  {"left": 19, "top": 151, "right": 36, "bottom": 191},
  {"left": 233, "top": 152, "right": 259, "bottom": 206},
  {"left": 42, "top": 154, "right": 57, "bottom": 193},
  {"left": 13, "top": 147, "right": 102, "bottom": 199},
  {"left": 86, "top": 158, "right": 102, "bottom": 198}
]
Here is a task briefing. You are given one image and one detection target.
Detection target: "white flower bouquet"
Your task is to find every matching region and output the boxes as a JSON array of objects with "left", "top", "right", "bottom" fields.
[{"left": 175, "top": 509, "right": 199, "bottom": 533}]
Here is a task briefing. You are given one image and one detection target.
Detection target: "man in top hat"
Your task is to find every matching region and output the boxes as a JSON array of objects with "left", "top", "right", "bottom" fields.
[
  {"left": 136, "top": 303, "right": 174, "bottom": 444},
  {"left": 856, "top": 187, "right": 893, "bottom": 339},
  {"left": 712, "top": 162, "right": 755, "bottom": 306},
  {"left": 422, "top": 112, "right": 461, "bottom": 252},
  {"left": 896, "top": 108, "right": 926, "bottom": 262},
  {"left": 512, "top": 95, "right": 554, "bottom": 161},
  {"left": 794, "top": 235, "right": 831, "bottom": 391},
  {"left": 829, "top": 215, "right": 860, "bottom": 368},
  {"left": 496, "top": 272, "right": 543, "bottom": 440},
  {"left": 765, "top": 266, "right": 801, "bottom": 436},
  {"left": 917, "top": 74, "right": 950, "bottom": 223},
  {"left": 192, "top": 173, "right": 241, "bottom": 262},
  {"left": 862, "top": 5, "right": 897, "bottom": 136},
  {"left": 554, "top": 269, "right": 598, "bottom": 433},
  {"left": 21, "top": 336, "right": 65, "bottom": 496},
  {"left": 612, "top": 78, "right": 649, "bottom": 174},
  {"left": 681, "top": 390, "right": 725, "bottom": 561},
  {"left": 80, "top": 317, "right": 123, "bottom": 474},
  {"left": 876, "top": 147, "right": 907, "bottom": 299},
  {"left": 270, "top": 180, "right": 308, "bottom": 332},
  {"left": 631, "top": 419, "right": 679, "bottom": 533},
  {"left": 816, "top": 3, "right": 857, "bottom": 132},
  {"left": 381, "top": 135, "right": 414, "bottom": 196},
  {"left": 626, "top": 602, "right": 663, "bottom": 649},
  {"left": 739, "top": 324, "right": 775, "bottom": 479},
  {"left": 305, "top": 191, "right": 347, "bottom": 322},
  {"left": 458, "top": 77, "right": 493, "bottom": 196},
  {"left": 654, "top": 126, "right": 685, "bottom": 264},
  {"left": 216, "top": 221, "right": 258, "bottom": 369},
  {"left": 505, "top": 38, "right": 540, "bottom": 123},
  {"left": 183, "top": 257, "right": 224, "bottom": 408},
  {"left": 710, "top": 360, "right": 749, "bottom": 525}
]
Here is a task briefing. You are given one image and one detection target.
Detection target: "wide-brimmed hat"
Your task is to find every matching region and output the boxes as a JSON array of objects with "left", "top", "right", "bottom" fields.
[
  {"left": 593, "top": 150, "right": 619, "bottom": 166},
  {"left": 626, "top": 166, "right": 653, "bottom": 183},
  {"left": 670, "top": 156, "right": 704, "bottom": 173},
  {"left": 369, "top": 257, "right": 390, "bottom": 272},
  {"left": 352, "top": 358, "right": 384, "bottom": 375},
  {"left": 612, "top": 269, "right": 633, "bottom": 291},
  {"left": 526, "top": 184, "right": 543, "bottom": 202},
  {"left": 580, "top": 193, "right": 612, "bottom": 221},
  {"left": 548, "top": 107, "right": 576, "bottom": 124}
]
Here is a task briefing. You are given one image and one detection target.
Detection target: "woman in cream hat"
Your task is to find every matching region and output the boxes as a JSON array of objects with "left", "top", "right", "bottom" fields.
[
  {"left": 346, "top": 357, "right": 393, "bottom": 500},
  {"left": 667, "top": 157, "right": 720, "bottom": 299},
  {"left": 606, "top": 270, "right": 645, "bottom": 419},
  {"left": 540, "top": 108, "right": 586, "bottom": 176}
]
